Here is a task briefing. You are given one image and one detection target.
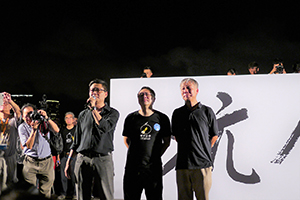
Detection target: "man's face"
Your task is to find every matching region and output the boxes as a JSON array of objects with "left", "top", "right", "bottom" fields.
[
  {"left": 65, "top": 114, "right": 74, "bottom": 126},
  {"left": 89, "top": 83, "right": 108, "bottom": 102},
  {"left": 22, "top": 106, "right": 34, "bottom": 125},
  {"left": 180, "top": 81, "right": 199, "bottom": 102},
  {"left": 274, "top": 63, "right": 284, "bottom": 68},
  {"left": 138, "top": 88, "right": 154, "bottom": 108},
  {"left": 249, "top": 67, "right": 259, "bottom": 74},
  {"left": 143, "top": 69, "right": 153, "bottom": 78}
]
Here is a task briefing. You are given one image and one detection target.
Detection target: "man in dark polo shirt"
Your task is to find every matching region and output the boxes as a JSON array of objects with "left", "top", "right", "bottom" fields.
[
  {"left": 172, "top": 78, "right": 219, "bottom": 200},
  {"left": 64, "top": 79, "right": 119, "bottom": 200}
]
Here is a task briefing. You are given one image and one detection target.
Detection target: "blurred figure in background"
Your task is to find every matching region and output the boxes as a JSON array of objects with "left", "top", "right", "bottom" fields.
[
  {"left": 226, "top": 68, "right": 237, "bottom": 75},
  {"left": 141, "top": 66, "right": 153, "bottom": 78},
  {"left": 248, "top": 61, "right": 259, "bottom": 74},
  {"left": 269, "top": 58, "right": 287, "bottom": 74},
  {"left": 292, "top": 62, "right": 300, "bottom": 73},
  {"left": 58, "top": 112, "right": 77, "bottom": 200}
]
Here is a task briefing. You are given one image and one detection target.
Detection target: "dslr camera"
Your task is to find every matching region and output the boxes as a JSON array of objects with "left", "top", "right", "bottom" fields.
[
  {"left": 29, "top": 110, "right": 45, "bottom": 123},
  {"left": 275, "top": 64, "right": 284, "bottom": 74}
]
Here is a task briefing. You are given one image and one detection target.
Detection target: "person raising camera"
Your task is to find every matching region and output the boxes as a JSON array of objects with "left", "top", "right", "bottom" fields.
[
  {"left": 18, "top": 103, "right": 60, "bottom": 198},
  {"left": 269, "top": 58, "right": 287, "bottom": 74},
  {"left": 0, "top": 92, "right": 21, "bottom": 194}
]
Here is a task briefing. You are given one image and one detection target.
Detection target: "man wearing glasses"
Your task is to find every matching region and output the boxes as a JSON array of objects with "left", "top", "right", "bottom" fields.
[
  {"left": 65, "top": 79, "right": 119, "bottom": 200},
  {"left": 122, "top": 86, "right": 171, "bottom": 200}
]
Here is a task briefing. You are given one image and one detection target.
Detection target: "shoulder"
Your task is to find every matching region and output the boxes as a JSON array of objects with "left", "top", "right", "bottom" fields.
[
  {"left": 199, "top": 104, "right": 217, "bottom": 120},
  {"left": 125, "top": 111, "right": 139, "bottom": 120},
  {"left": 109, "top": 106, "right": 119, "bottom": 115},
  {"left": 18, "top": 122, "right": 27, "bottom": 133},
  {"left": 200, "top": 104, "right": 214, "bottom": 114},
  {"left": 104, "top": 104, "right": 120, "bottom": 116},
  {"left": 153, "top": 110, "right": 170, "bottom": 120},
  {"left": 172, "top": 105, "right": 186, "bottom": 115},
  {"left": 78, "top": 109, "right": 89, "bottom": 117}
]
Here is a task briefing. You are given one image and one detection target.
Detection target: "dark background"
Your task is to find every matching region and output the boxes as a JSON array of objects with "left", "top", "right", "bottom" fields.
[{"left": 1, "top": 1, "right": 299, "bottom": 122}]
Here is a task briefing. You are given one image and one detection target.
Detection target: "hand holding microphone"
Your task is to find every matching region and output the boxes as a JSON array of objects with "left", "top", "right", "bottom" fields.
[{"left": 87, "top": 95, "right": 97, "bottom": 110}]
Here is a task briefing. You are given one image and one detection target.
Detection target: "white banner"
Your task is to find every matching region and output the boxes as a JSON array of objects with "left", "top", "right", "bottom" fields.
[{"left": 110, "top": 74, "right": 300, "bottom": 200}]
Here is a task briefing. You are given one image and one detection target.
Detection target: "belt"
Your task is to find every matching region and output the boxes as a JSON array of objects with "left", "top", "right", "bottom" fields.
[
  {"left": 80, "top": 151, "right": 110, "bottom": 158},
  {"left": 27, "top": 155, "right": 52, "bottom": 161}
]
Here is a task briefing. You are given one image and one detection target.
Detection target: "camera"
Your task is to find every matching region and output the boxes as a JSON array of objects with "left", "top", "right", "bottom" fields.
[
  {"left": 141, "top": 73, "right": 147, "bottom": 78},
  {"left": 275, "top": 64, "right": 284, "bottom": 74},
  {"left": 29, "top": 110, "right": 45, "bottom": 123}
]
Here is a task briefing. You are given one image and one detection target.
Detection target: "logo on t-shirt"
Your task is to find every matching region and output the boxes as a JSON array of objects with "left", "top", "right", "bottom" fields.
[
  {"left": 140, "top": 122, "right": 152, "bottom": 140},
  {"left": 66, "top": 132, "right": 73, "bottom": 143}
]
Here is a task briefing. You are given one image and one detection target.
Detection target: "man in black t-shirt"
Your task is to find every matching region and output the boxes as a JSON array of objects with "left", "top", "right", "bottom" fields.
[
  {"left": 122, "top": 86, "right": 171, "bottom": 200},
  {"left": 58, "top": 112, "right": 76, "bottom": 199}
]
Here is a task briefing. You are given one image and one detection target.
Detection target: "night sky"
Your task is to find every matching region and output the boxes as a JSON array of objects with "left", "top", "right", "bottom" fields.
[{"left": 1, "top": 1, "right": 299, "bottom": 118}]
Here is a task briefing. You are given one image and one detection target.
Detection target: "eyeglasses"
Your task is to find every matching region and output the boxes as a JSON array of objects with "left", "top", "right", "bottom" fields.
[
  {"left": 138, "top": 92, "right": 152, "bottom": 97},
  {"left": 90, "top": 88, "right": 106, "bottom": 93}
]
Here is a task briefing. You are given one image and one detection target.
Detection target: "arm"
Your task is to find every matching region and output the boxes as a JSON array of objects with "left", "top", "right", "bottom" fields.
[
  {"left": 211, "top": 135, "right": 218, "bottom": 148},
  {"left": 91, "top": 109, "right": 102, "bottom": 125},
  {"left": 94, "top": 108, "right": 119, "bottom": 135},
  {"left": 123, "top": 136, "right": 130, "bottom": 148},
  {"left": 25, "top": 121, "right": 39, "bottom": 149},
  {"left": 269, "top": 66, "right": 277, "bottom": 74},
  {"left": 47, "top": 118, "right": 60, "bottom": 133},
  {"left": 161, "top": 136, "right": 171, "bottom": 156},
  {"left": 64, "top": 149, "right": 74, "bottom": 179},
  {"left": 3, "top": 92, "right": 21, "bottom": 118},
  {"left": 38, "top": 110, "right": 60, "bottom": 133}
]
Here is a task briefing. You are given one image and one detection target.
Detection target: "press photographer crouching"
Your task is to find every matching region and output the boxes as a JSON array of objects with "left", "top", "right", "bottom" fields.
[{"left": 18, "top": 103, "right": 60, "bottom": 198}]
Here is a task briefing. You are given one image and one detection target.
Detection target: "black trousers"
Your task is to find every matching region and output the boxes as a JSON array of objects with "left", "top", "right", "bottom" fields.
[{"left": 123, "top": 168, "right": 163, "bottom": 200}]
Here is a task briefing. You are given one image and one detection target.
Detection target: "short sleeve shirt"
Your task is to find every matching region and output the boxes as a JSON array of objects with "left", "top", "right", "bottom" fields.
[
  {"left": 123, "top": 110, "right": 171, "bottom": 170},
  {"left": 172, "top": 103, "right": 218, "bottom": 169}
]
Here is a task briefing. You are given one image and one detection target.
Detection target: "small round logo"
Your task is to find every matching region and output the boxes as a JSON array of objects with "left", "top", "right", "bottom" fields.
[{"left": 154, "top": 123, "right": 160, "bottom": 131}]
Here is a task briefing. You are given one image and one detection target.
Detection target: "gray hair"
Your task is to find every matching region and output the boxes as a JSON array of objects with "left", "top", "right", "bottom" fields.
[
  {"left": 180, "top": 78, "right": 199, "bottom": 89},
  {"left": 65, "top": 112, "right": 75, "bottom": 119}
]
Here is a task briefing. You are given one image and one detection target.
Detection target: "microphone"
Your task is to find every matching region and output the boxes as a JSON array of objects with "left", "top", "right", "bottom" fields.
[{"left": 84, "top": 96, "right": 96, "bottom": 109}]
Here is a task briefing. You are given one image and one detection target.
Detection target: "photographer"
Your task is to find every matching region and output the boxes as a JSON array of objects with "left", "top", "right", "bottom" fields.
[
  {"left": 18, "top": 103, "right": 59, "bottom": 198},
  {"left": 141, "top": 66, "right": 153, "bottom": 78},
  {"left": 269, "top": 58, "right": 287, "bottom": 74},
  {"left": 0, "top": 92, "right": 21, "bottom": 194}
]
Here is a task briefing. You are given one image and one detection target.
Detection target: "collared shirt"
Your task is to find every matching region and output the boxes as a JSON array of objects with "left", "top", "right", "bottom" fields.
[
  {"left": 172, "top": 102, "right": 219, "bottom": 170},
  {"left": 18, "top": 122, "right": 51, "bottom": 159},
  {"left": 71, "top": 103, "right": 119, "bottom": 155}
]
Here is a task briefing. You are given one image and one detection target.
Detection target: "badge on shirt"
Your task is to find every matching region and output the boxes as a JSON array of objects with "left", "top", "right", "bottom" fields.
[{"left": 154, "top": 123, "right": 160, "bottom": 131}]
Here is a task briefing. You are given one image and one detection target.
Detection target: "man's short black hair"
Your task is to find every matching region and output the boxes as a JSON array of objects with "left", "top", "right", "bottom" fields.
[
  {"left": 273, "top": 58, "right": 283, "bottom": 65},
  {"left": 21, "top": 103, "right": 37, "bottom": 115},
  {"left": 89, "top": 79, "right": 108, "bottom": 92},
  {"left": 248, "top": 61, "right": 259, "bottom": 69},
  {"left": 138, "top": 86, "right": 156, "bottom": 99}
]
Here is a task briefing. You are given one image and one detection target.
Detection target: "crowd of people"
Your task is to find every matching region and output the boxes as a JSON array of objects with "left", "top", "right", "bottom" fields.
[
  {"left": 3, "top": 58, "right": 298, "bottom": 200},
  {"left": 227, "top": 59, "right": 300, "bottom": 75},
  {"left": 1, "top": 76, "right": 219, "bottom": 200}
]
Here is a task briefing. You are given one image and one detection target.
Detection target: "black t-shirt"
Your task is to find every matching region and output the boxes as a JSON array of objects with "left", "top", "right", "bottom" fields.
[
  {"left": 122, "top": 110, "right": 171, "bottom": 170},
  {"left": 172, "top": 103, "right": 219, "bottom": 170},
  {"left": 60, "top": 126, "right": 76, "bottom": 154}
]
